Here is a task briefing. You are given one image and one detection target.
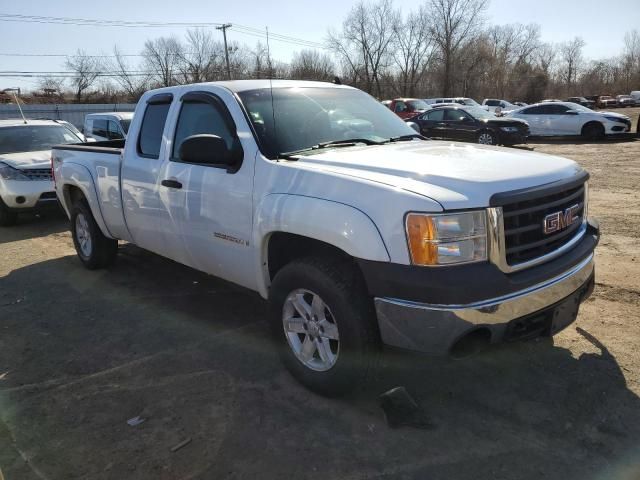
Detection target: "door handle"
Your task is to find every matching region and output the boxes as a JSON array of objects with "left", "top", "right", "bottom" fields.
[{"left": 161, "top": 179, "right": 182, "bottom": 189}]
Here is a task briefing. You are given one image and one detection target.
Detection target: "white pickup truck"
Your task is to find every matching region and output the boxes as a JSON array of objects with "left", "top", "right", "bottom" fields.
[{"left": 52, "top": 80, "right": 599, "bottom": 395}]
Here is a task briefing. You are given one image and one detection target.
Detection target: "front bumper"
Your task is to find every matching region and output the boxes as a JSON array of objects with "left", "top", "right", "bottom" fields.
[
  {"left": 375, "top": 253, "right": 595, "bottom": 355},
  {"left": 0, "top": 179, "right": 57, "bottom": 209},
  {"left": 500, "top": 130, "right": 528, "bottom": 145}
]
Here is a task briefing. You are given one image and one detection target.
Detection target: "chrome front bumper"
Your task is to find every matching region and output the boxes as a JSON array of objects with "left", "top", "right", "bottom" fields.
[{"left": 374, "top": 253, "right": 594, "bottom": 354}]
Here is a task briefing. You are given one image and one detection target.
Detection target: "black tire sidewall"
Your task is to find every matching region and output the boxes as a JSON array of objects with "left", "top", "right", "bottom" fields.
[
  {"left": 71, "top": 200, "right": 108, "bottom": 269},
  {"left": 0, "top": 197, "right": 17, "bottom": 226},
  {"left": 269, "top": 258, "right": 377, "bottom": 396}
]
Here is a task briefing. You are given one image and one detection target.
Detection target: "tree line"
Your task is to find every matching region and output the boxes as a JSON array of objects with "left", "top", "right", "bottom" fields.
[{"left": 35, "top": 0, "right": 640, "bottom": 104}]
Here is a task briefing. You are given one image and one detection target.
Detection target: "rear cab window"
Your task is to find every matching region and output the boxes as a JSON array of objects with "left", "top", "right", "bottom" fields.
[{"left": 137, "top": 95, "right": 172, "bottom": 158}]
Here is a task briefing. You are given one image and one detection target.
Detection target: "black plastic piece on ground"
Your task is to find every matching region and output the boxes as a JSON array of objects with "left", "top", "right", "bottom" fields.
[{"left": 379, "top": 386, "right": 433, "bottom": 429}]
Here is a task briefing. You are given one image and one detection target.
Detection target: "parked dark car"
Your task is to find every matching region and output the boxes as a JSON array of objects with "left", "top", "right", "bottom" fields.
[
  {"left": 410, "top": 105, "right": 529, "bottom": 146},
  {"left": 566, "top": 97, "right": 595, "bottom": 109}
]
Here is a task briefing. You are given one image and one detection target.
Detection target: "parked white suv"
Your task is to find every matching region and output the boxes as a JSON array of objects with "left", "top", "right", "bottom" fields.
[
  {"left": 482, "top": 99, "right": 518, "bottom": 115},
  {"left": 0, "top": 119, "right": 83, "bottom": 225},
  {"left": 505, "top": 102, "right": 632, "bottom": 138},
  {"left": 425, "top": 97, "right": 480, "bottom": 107},
  {"left": 83, "top": 112, "right": 133, "bottom": 142},
  {"left": 52, "top": 80, "right": 599, "bottom": 395}
]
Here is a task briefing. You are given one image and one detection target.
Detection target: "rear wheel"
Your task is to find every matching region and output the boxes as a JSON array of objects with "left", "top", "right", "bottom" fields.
[
  {"left": 582, "top": 122, "right": 605, "bottom": 140},
  {"left": 269, "top": 256, "right": 379, "bottom": 396},
  {"left": 0, "top": 197, "right": 17, "bottom": 226},
  {"left": 477, "top": 131, "right": 495, "bottom": 145},
  {"left": 70, "top": 199, "right": 118, "bottom": 269}
]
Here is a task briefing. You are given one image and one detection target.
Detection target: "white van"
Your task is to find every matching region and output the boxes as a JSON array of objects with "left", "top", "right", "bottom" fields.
[
  {"left": 630, "top": 91, "right": 640, "bottom": 105},
  {"left": 83, "top": 112, "right": 133, "bottom": 142}
]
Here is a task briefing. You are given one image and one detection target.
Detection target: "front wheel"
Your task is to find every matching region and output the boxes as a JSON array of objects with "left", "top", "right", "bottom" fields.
[
  {"left": 269, "top": 257, "right": 379, "bottom": 396},
  {"left": 582, "top": 122, "right": 605, "bottom": 140},
  {"left": 70, "top": 199, "right": 118, "bottom": 269},
  {"left": 477, "top": 131, "right": 496, "bottom": 145}
]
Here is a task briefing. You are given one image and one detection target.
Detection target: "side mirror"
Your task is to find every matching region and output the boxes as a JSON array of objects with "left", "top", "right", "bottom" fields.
[
  {"left": 406, "top": 121, "right": 420, "bottom": 133},
  {"left": 179, "top": 134, "right": 234, "bottom": 166}
]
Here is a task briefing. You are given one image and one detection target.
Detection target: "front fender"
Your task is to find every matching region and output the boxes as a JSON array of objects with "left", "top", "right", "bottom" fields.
[
  {"left": 58, "top": 162, "right": 115, "bottom": 239},
  {"left": 253, "top": 193, "right": 390, "bottom": 297}
]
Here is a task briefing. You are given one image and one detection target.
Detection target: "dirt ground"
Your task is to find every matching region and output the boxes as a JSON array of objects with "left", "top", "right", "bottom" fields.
[{"left": 1, "top": 110, "right": 639, "bottom": 480}]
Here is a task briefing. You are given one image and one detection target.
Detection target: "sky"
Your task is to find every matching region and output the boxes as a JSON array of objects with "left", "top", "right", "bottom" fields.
[{"left": 1, "top": 0, "right": 639, "bottom": 92}]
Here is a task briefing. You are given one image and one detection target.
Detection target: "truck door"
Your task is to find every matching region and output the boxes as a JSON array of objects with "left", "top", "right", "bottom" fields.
[
  {"left": 160, "top": 89, "right": 256, "bottom": 289},
  {"left": 121, "top": 93, "right": 180, "bottom": 259}
]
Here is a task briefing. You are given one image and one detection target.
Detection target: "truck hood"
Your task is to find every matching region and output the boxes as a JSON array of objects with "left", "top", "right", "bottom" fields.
[
  {"left": 294, "top": 141, "right": 584, "bottom": 209},
  {"left": 0, "top": 150, "right": 51, "bottom": 169}
]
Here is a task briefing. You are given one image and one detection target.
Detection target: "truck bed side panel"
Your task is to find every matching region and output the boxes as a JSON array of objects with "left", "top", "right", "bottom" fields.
[{"left": 53, "top": 143, "right": 132, "bottom": 241}]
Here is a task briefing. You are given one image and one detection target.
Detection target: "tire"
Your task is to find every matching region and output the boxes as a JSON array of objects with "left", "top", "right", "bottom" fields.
[
  {"left": 0, "top": 197, "right": 17, "bottom": 226},
  {"left": 581, "top": 122, "right": 605, "bottom": 140},
  {"left": 477, "top": 130, "right": 496, "bottom": 145},
  {"left": 269, "top": 256, "right": 379, "bottom": 396},
  {"left": 70, "top": 199, "right": 118, "bottom": 269}
]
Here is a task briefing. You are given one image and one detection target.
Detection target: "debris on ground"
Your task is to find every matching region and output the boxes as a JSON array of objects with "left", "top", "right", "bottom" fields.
[
  {"left": 170, "top": 437, "right": 192, "bottom": 452},
  {"left": 379, "top": 386, "right": 433, "bottom": 429},
  {"left": 126, "top": 416, "right": 146, "bottom": 427}
]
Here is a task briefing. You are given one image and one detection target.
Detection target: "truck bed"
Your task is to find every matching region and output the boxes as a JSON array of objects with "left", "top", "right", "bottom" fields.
[{"left": 52, "top": 139, "right": 129, "bottom": 241}]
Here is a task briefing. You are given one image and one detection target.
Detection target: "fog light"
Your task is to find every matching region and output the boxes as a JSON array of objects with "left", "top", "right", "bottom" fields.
[{"left": 16, "top": 196, "right": 26, "bottom": 204}]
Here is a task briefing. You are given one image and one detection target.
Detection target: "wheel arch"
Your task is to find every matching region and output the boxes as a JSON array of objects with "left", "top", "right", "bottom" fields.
[
  {"left": 254, "top": 194, "right": 390, "bottom": 298},
  {"left": 59, "top": 163, "right": 115, "bottom": 239},
  {"left": 581, "top": 120, "right": 605, "bottom": 137}
]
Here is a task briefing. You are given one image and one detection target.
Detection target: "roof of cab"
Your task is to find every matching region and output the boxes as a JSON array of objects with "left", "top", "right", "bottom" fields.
[{"left": 143, "top": 79, "right": 354, "bottom": 98}]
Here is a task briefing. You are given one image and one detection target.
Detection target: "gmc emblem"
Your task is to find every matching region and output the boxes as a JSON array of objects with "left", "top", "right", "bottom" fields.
[{"left": 543, "top": 204, "right": 580, "bottom": 235}]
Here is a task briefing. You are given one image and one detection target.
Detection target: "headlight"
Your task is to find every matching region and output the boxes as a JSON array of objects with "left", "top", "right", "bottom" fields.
[
  {"left": 500, "top": 126, "right": 519, "bottom": 132},
  {"left": 405, "top": 211, "right": 487, "bottom": 266},
  {"left": 604, "top": 116, "right": 627, "bottom": 123},
  {"left": 0, "top": 162, "right": 30, "bottom": 181}
]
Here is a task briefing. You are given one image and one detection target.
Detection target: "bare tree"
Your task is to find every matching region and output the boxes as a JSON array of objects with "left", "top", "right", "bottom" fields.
[
  {"left": 178, "top": 29, "right": 225, "bottom": 83},
  {"left": 393, "top": 6, "right": 434, "bottom": 97},
  {"left": 108, "top": 46, "right": 149, "bottom": 101},
  {"left": 327, "top": 0, "right": 398, "bottom": 96},
  {"left": 37, "top": 76, "right": 66, "bottom": 96},
  {"left": 622, "top": 29, "right": 640, "bottom": 90},
  {"left": 428, "top": 0, "right": 487, "bottom": 96},
  {"left": 65, "top": 50, "right": 102, "bottom": 102},
  {"left": 142, "top": 36, "right": 183, "bottom": 87},
  {"left": 559, "top": 37, "right": 585, "bottom": 92},
  {"left": 290, "top": 49, "right": 335, "bottom": 81}
]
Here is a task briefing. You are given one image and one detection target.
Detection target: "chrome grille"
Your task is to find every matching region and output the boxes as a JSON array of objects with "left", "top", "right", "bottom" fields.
[
  {"left": 502, "top": 184, "right": 586, "bottom": 265},
  {"left": 22, "top": 168, "right": 53, "bottom": 181}
]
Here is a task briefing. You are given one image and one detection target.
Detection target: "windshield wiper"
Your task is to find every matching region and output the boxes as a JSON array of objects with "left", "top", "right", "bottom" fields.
[
  {"left": 383, "top": 133, "right": 427, "bottom": 143},
  {"left": 278, "top": 138, "right": 383, "bottom": 159}
]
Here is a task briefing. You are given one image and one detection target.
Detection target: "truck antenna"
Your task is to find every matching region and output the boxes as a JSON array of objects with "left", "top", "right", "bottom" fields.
[
  {"left": 10, "top": 91, "right": 27, "bottom": 124},
  {"left": 266, "top": 26, "right": 278, "bottom": 158}
]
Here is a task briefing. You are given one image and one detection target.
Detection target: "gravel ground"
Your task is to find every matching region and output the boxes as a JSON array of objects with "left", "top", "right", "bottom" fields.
[{"left": 1, "top": 111, "right": 639, "bottom": 480}]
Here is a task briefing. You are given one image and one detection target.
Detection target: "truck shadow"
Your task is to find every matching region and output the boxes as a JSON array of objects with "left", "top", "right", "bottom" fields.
[
  {"left": 1, "top": 247, "right": 639, "bottom": 479},
  {"left": 0, "top": 210, "right": 68, "bottom": 245}
]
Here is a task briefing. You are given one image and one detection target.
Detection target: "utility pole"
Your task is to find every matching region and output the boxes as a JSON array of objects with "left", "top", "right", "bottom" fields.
[{"left": 216, "top": 23, "right": 232, "bottom": 80}]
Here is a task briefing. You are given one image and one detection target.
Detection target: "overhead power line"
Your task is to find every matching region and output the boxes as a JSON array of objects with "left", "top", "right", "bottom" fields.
[{"left": 0, "top": 13, "right": 327, "bottom": 49}]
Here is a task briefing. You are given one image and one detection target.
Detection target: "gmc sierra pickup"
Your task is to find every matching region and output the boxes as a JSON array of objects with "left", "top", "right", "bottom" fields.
[{"left": 52, "top": 80, "right": 599, "bottom": 395}]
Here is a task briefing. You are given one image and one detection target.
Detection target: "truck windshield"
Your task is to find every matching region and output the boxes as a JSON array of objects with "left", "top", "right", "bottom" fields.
[
  {"left": 237, "top": 87, "right": 416, "bottom": 158},
  {"left": 0, "top": 125, "right": 81, "bottom": 154}
]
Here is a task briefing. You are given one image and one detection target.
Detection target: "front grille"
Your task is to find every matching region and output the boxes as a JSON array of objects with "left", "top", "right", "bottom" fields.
[
  {"left": 22, "top": 168, "right": 52, "bottom": 181},
  {"left": 502, "top": 183, "right": 585, "bottom": 265}
]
